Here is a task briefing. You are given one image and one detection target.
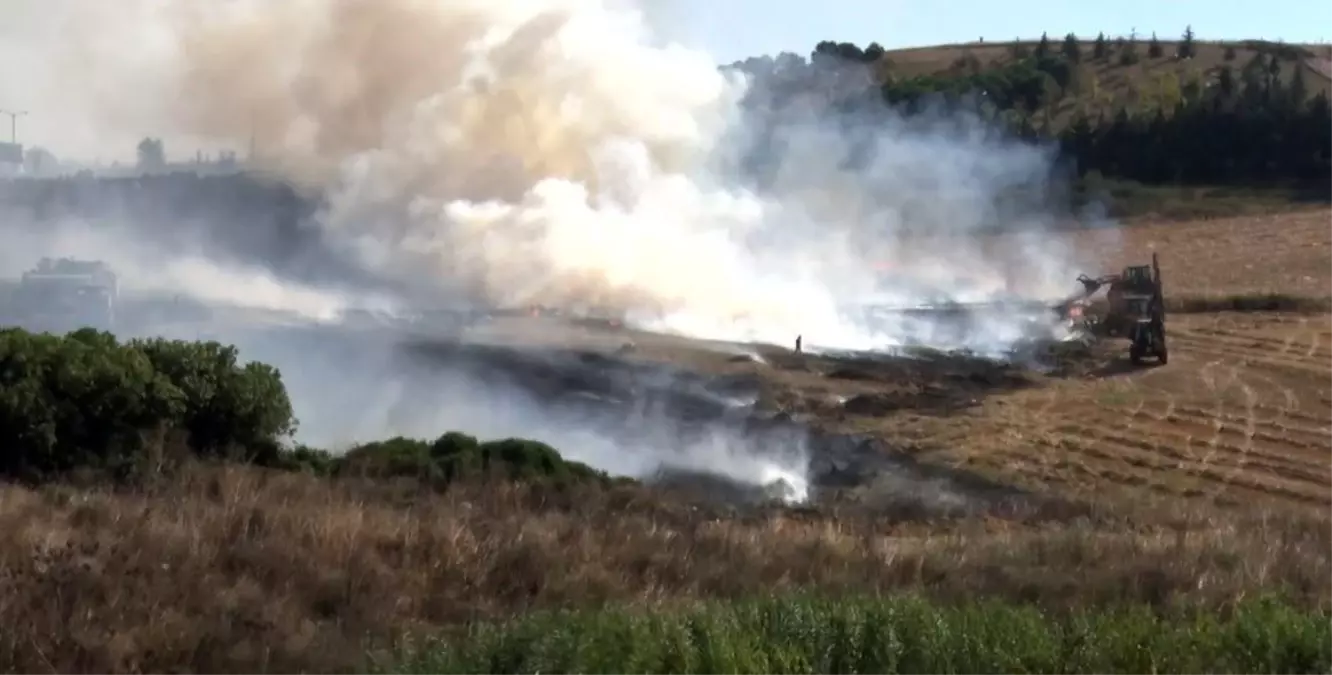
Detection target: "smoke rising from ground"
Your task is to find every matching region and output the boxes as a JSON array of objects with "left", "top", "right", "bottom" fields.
[
  {"left": 2, "top": 0, "right": 1122, "bottom": 501},
  {"left": 22, "top": 0, "right": 1113, "bottom": 354}
]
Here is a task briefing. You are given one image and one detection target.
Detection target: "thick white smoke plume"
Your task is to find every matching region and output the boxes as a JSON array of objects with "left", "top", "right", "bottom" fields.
[
  {"left": 2, "top": 0, "right": 1123, "bottom": 501},
  {"left": 22, "top": 0, "right": 1109, "bottom": 354}
]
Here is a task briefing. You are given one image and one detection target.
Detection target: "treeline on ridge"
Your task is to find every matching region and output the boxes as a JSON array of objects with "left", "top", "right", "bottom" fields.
[
  {"left": 729, "top": 29, "right": 1331, "bottom": 189},
  {"left": 0, "top": 327, "right": 609, "bottom": 488}
]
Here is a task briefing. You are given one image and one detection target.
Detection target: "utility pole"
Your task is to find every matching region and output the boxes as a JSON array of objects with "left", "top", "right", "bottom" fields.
[{"left": 0, "top": 109, "right": 27, "bottom": 144}]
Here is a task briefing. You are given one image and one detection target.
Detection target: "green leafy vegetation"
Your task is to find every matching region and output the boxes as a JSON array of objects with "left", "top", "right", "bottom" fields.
[
  {"left": 734, "top": 31, "right": 1331, "bottom": 209},
  {"left": 0, "top": 327, "right": 294, "bottom": 480},
  {"left": 0, "top": 327, "right": 609, "bottom": 489},
  {"left": 326, "top": 431, "right": 614, "bottom": 488},
  {"left": 381, "top": 593, "right": 1331, "bottom": 674}
]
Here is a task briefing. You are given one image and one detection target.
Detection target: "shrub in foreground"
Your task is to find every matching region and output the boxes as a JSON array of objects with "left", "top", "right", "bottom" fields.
[
  {"left": 325, "top": 432, "right": 612, "bottom": 488},
  {"left": 381, "top": 594, "right": 1331, "bottom": 674},
  {"left": 0, "top": 328, "right": 296, "bottom": 480},
  {"left": 0, "top": 327, "right": 603, "bottom": 489}
]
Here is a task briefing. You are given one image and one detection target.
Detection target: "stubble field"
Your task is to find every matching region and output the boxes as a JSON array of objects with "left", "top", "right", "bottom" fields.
[
  {"left": 965, "top": 209, "right": 1332, "bottom": 511},
  {"left": 631, "top": 208, "right": 1332, "bottom": 513}
]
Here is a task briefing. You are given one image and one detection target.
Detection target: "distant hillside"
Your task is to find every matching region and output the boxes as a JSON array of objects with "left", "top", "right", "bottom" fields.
[{"left": 871, "top": 36, "right": 1332, "bottom": 130}]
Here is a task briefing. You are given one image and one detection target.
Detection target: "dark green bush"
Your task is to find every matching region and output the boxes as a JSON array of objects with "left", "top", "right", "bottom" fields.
[
  {"left": 335, "top": 432, "right": 611, "bottom": 488},
  {"left": 268, "top": 444, "right": 338, "bottom": 475},
  {"left": 435, "top": 435, "right": 605, "bottom": 484},
  {"left": 338, "top": 436, "right": 440, "bottom": 480},
  {"left": 130, "top": 337, "right": 296, "bottom": 457},
  {"left": 0, "top": 327, "right": 606, "bottom": 490},
  {"left": 0, "top": 328, "right": 296, "bottom": 481}
]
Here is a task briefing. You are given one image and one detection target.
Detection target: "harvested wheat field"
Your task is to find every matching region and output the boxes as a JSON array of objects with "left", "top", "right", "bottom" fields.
[
  {"left": 965, "top": 209, "right": 1332, "bottom": 510},
  {"left": 613, "top": 209, "right": 1332, "bottom": 513},
  {"left": 1073, "top": 209, "right": 1332, "bottom": 300},
  {"left": 920, "top": 212, "right": 1327, "bottom": 508}
]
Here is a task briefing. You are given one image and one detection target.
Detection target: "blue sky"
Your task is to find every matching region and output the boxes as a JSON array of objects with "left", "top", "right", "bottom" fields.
[{"left": 664, "top": 0, "right": 1331, "bottom": 64}]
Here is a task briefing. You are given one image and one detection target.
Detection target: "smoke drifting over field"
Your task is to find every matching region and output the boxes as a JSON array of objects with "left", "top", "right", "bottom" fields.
[
  {"left": 19, "top": 0, "right": 1110, "bottom": 353},
  {"left": 2, "top": 0, "right": 1118, "bottom": 501}
]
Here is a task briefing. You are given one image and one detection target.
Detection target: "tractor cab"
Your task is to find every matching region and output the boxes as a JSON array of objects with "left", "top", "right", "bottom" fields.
[{"left": 1119, "top": 264, "right": 1155, "bottom": 292}]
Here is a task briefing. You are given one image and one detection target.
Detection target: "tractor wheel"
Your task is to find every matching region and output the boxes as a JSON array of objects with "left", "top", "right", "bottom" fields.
[
  {"left": 1157, "top": 344, "right": 1169, "bottom": 365},
  {"left": 1130, "top": 344, "right": 1144, "bottom": 365}
]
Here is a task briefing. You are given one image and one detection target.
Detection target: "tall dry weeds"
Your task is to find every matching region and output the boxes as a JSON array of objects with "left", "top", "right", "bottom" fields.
[{"left": 0, "top": 463, "right": 1326, "bottom": 673}]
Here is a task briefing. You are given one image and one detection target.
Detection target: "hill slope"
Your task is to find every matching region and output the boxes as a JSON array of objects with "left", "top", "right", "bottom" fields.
[{"left": 869, "top": 37, "right": 1332, "bottom": 129}]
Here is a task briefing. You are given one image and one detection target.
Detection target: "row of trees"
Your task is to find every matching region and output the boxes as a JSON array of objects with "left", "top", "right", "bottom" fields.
[
  {"left": 733, "top": 31, "right": 1330, "bottom": 187},
  {"left": 1062, "top": 65, "right": 1329, "bottom": 183}
]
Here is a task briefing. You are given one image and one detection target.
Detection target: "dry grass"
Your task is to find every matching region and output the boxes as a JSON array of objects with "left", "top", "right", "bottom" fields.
[
  {"left": 1069, "top": 208, "right": 1332, "bottom": 299},
  {"left": 0, "top": 463, "right": 1327, "bottom": 673}
]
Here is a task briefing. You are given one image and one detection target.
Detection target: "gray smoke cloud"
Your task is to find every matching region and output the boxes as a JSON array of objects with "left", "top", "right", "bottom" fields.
[
  {"left": 0, "top": 0, "right": 1123, "bottom": 501},
  {"left": 10, "top": 0, "right": 1115, "bottom": 355}
]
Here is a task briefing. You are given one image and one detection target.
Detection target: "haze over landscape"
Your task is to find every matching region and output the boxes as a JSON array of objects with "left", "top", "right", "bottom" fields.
[{"left": 0, "top": 1, "right": 1328, "bottom": 672}]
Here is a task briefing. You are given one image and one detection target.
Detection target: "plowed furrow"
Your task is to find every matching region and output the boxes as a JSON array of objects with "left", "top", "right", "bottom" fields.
[
  {"left": 1044, "top": 436, "right": 1322, "bottom": 505},
  {"left": 1170, "top": 334, "right": 1331, "bottom": 375},
  {"left": 1168, "top": 403, "right": 1332, "bottom": 437},
  {"left": 1053, "top": 421, "right": 1330, "bottom": 487},
  {"left": 1082, "top": 407, "right": 1332, "bottom": 471},
  {"left": 1186, "top": 326, "right": 1330, "bottom": 359},
  {"left": 1024, "top": 437, "right": 1166, "bottom": 489}
]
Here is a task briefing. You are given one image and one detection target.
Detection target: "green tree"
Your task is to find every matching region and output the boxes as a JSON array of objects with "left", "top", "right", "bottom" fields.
[
  {"left": 0, "top": 329, "right": 184, "bottom": 480},
  {"left": 1178, "top": 25, "right": 1196, "bottom": 59},
  {"left": 1288, "top": 62, "right": 1309, "bottom": 108},
  {"left": 1217, "top": 65, "right": 1237, "bottom": 99},
  {"left": 1180, "top": 71, "right": 1202, "bottom": 104},
  {"left": 1147, "top": 32, "right": 1163, "bottom": 58},
  {"left": 1061, "top": 33, "right": 1081, "bottom": 62},
  {"left": 1119, "top": 39, "right": 1140, "bottom": 66},
  {"left": 136, "top": 138, "right": 165, "bottom": 170},
  {"left": 1156, "top": 72, "right": 1182, "bottom": 111},
  {"left": 1035, "top": 32, "right": 1050, "bottom": 59},
  {"left": 131, "top": 338, "right": 296, "bottom": 459},
  {"left": 1093, "top": 32, "right": 1108, "bottom": 60}
]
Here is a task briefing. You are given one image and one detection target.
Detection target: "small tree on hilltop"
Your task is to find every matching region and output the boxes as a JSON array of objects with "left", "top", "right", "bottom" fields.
[
  {"left": 1062, "top": 32, "right": 1082, "bottom": 62},
  {"left": 1035, "top": 31, "right": 1051, "bottom": 58},
  {"left": 1010, "top": 38, "right": 1031, "bottom": 59},
  {"left": 136, "top": 137, "right": 165, "bottom": 170},
  {"left": 1147, "top": 32, "right": 1163, "bottom": 58},
  {"left": 1119, "top": 38, "right": 1140, "bottom": 66},
  {"left": 1093, "top": 32, "right": 1108, "bottom": 60},
  {"left": 1178, "top": 25, "right": 1196, "bottom": 59}
]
